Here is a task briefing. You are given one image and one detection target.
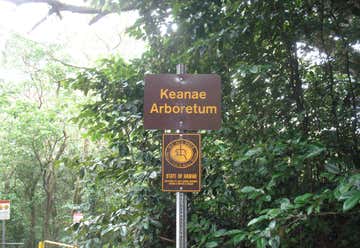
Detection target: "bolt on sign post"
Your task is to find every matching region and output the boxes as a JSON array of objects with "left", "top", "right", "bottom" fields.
[
  {"left": 0, "top": 200, "right": 10, "bottom": 248},
  {"left": 144, "top": 64, "right": 221, "bottom": 248}
]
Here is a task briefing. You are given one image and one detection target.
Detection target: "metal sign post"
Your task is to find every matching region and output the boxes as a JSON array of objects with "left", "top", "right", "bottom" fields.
[
  {"left": 2, "top": 220, "right": 5, "bottom": 248},
  {"left": 176, "top": 64, "right": 187, "bottom": 248},
  {"left": 0, "top": 200, "right": 10, "bottom": 248},
  {"left": 176, "top": 191, "right": 187, "bottom": 248}
]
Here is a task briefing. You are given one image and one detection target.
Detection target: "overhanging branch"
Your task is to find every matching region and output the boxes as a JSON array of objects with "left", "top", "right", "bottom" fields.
[{"left": 2, "top": 0, "right": 113, "bottom": 25}]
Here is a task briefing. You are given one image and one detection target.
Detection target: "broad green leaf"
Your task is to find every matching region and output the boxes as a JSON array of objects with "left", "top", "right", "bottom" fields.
[
  {"left": 305, "top": 145, "right": 325, "bottom": 159},
  {"left": 349, "top": 174, "right": 360, "bottom": 183},
  {"left": 307, "top": 205, "right": 314, "bottom": 215},
  {"left": 343, "top": 192, "right": 360, "bottom": 211},
  {"left": 294, "top": 193, "right": 313, "bottom": 205},
  {"left": 205, "top": 241, "right": 218, "bottom": 248},
  {"left": 264, "top": 195, "right": 272, "bottom": 202},
  {"left": 266, "top": 209, "right": 282, "bottom": 218},
  {"left": 269, "top": 220, "right": 276, "bottom": 229},
  {"left": 280, "top": 198, "right": 291, "bottom": 210},
  {"left": 248, "top": 215, "right": 267, "bottom": 226},
  {"left": 245, "top": 147, "right": 263, "bottom": 157},
  {"left": 225, "top": 229, "right": 243, "bottom": 236},
  {"left": 257, "top": 157, "right": 267, "bottom": 166},
  {"left": 325, "top": 163, "right": 340, "bottom": 174},
  {"left": 338, "top": 190, "right": 358, "bottom": 200},
  {"left": 241, "top": 186, "right": 257, "bottom": 193},
  {"left": 256, "top": 238, "right": 266, "bottom": 248},
  {"left": 233, "top": 233, "right": 246, "bottom": 245},
  {"left": 213, "top": 229, "right": 226, "bottom": 237},
  {"left": 334, "top": 183, "right": 352, "bottom": 200},
  {"left": 249, "top": 66, "right": 258, "bottom": 73},
  {"left": 269, "top": 236, "right": 280, "bottom": 248}
]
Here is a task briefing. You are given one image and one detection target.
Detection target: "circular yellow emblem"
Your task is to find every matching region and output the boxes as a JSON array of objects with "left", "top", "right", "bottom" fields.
[{"left": 165, "top": 139, "right": 198, "bottom": 168}]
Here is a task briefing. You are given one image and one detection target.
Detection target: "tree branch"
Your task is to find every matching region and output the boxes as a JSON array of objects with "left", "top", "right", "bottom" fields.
[
  {"left": 54, "top": 130, "right": 67, "bottom": 161},
  {"left": 32, "top": 139, "right": 44, "bottom": 167},
  {"left": 5, "top": 0, "right": 104, "bottom": 14},
  {"left": 47, "top": 53, "right": 93, "bottom": 70},
  {"left": 3, "top": 0, "right": 112, "bottom": 25},
  {"left": 159, "top": 236, "right": 175, "bottom": 244},
  {"left": 30, "top": 13, "right": 50, "bottom": 32}
]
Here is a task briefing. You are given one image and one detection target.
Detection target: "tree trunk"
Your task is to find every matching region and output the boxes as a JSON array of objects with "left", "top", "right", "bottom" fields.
[
  {"left": 28, "top": 200, "right": 37, "bottom": 247},
  {"left": 25, "top": 179, "right": 39, "bottom": 248},
  {"left": 43, "top": 163, "right": 56, "bottom": 240}
]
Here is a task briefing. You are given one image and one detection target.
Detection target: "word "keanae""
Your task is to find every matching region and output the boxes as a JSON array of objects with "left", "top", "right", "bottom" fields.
[{"left": 149, "top": 88, "right": 218, "bottom": 114}]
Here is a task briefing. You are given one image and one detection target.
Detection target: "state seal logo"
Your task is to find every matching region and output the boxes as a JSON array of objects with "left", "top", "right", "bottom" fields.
[{"left": 165, "top": 138, "right": 198, "bottom": 168}]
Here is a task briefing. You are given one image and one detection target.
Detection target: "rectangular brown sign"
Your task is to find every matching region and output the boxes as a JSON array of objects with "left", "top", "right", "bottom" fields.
[
  {"left": 162, "top": 134, "right": 201, "bottom": 192},
  {"left": 144, "top": 74, "right": 221, "bottom": 130}
]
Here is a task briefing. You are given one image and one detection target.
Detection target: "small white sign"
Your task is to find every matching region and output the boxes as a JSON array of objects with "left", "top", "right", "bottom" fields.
[
  {"left": 73, "top": 211, "right": 83, "bottom": 224},
  {"left": 0, "top": 200, "right": 10, "bottom": 220}
]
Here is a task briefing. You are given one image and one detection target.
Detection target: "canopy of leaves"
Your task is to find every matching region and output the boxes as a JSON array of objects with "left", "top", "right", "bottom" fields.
[
  {"left": 0, "top": 35, "right": 95, "bottom": 246},
  {"left": 15, "top": 0, "right": 360, "bottom": 247}
]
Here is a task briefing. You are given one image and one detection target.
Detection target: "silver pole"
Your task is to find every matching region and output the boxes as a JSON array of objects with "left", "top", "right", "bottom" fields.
[
  {"left": 2, "top": 220, "right": 5, "bottom": 248},
  {"left": 176, "top": 192, "right": 187, "bottom": 248},
  {"left": 176, "top": 64, "right": 187, "bottom": 248}
]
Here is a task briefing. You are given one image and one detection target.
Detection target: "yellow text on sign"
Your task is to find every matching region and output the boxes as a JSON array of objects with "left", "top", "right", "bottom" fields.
[
  {"left": 160, "top": 89, "right": 207, "bottom": 100},
  {"left": 149, "top": 88, "right": 218, "bottom": 115}
]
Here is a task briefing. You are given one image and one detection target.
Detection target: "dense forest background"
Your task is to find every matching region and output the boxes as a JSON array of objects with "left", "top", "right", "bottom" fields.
[{"left": 0, "top": 0, "right": 359, "bottom": 247}]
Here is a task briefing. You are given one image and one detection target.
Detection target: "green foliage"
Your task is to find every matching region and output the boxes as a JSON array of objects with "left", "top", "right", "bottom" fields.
[
  {"left": 335, "top": 174, "right": 360, "bottom": 212},
  {"left": 0, "top": 34, "right": 91, "bottom": 246},
  {"left": 66, "top": 0, "right": 360, "bottom": 247}
]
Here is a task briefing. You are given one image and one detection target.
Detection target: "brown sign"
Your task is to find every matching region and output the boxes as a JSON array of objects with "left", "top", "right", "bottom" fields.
[
  {"left": 144, "top": 74, "right": 221, "bottom": 130},
  {"left": 162, "top": 134, "right": 201, "bottom": 192}
]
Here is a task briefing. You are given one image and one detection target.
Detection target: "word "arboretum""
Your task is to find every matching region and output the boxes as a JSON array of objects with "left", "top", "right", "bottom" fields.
[{"left": 149, "top": 88, "right": 218, "bottom": 114}]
